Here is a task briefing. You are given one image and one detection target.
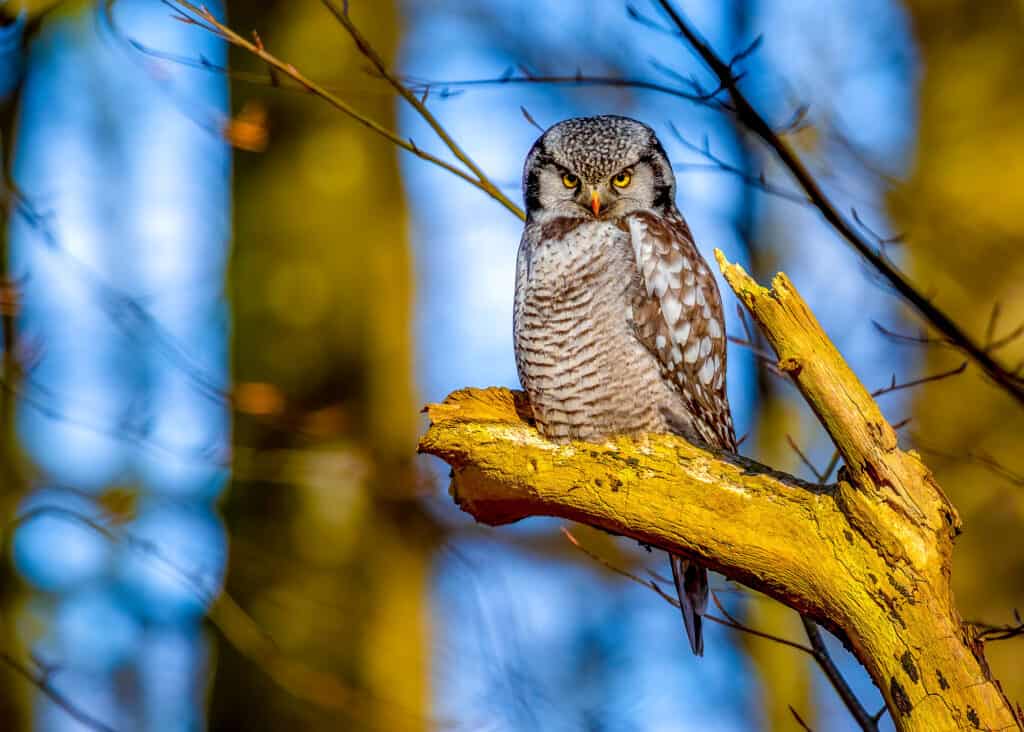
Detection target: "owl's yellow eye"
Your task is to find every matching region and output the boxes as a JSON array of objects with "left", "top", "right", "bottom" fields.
[
  {"left": 612, "top": 170, "right": 632, "bottom": 188},
  {"left": 561, "top": 173, "right": 579, "bottom": 188}
]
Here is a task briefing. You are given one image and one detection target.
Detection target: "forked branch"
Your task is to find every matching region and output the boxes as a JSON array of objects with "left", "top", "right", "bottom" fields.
[{"left": 420, "top": 254, "right": 1019, "bottom": 732}]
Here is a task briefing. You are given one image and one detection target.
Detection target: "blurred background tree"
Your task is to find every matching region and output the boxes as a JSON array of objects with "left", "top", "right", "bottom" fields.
[
  {"left": 211, "top": 2, "right": 433, "bottom": 730},
  {"left": 890, "top": 0, "right": 1024, "bottom": 712},
  {"left": 0, "top": 0, "right": 1019, "bottom": 730}
]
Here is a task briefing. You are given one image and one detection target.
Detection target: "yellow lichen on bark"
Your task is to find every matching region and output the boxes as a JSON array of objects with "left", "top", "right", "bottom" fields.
[
  {"left": 419, "top": 256, "right": 1021, "bottom": 732},
  {"left": 715, "top": 251, "right": 959, "bottom": 571}
]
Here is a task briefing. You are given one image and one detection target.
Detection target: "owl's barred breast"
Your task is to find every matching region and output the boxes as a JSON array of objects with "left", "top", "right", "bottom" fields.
[
  {"left": 516, "top": 115, "right": 730, "bottom": 657},
  {"left": 514, "top": 219, "right": 689, "bottom": 442}
]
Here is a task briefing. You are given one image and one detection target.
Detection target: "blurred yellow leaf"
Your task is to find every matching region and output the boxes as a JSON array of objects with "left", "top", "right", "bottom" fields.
[
  {"left": 224, "top": 100, "right": 269, "bottom": 152},
  {"left": 234, "top": 381, "right": 286, "bottom": 416}
]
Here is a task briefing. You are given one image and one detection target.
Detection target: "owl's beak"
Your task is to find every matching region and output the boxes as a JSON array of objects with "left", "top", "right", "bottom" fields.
[{"left": 590, "top": 189, "right": 602, "bottom": 217}]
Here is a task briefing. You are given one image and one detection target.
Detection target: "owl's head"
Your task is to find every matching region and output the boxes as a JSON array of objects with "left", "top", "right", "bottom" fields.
[{"left": 522, "top": 115, "right": 676, "bottom": 222}]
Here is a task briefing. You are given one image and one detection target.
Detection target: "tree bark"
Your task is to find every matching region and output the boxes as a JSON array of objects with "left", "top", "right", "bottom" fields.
[{"left": 418, "top": 253, "right": 1021, "bottom": 732}]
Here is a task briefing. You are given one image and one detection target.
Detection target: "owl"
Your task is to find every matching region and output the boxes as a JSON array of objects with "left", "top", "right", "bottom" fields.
[{"left": 513, "top": 115, "right": 736, "bottom": 656}]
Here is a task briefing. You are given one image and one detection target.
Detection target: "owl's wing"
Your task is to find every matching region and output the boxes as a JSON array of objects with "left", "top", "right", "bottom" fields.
[{"left": 624, "top": 210, "right": 736, "bottom": 451}]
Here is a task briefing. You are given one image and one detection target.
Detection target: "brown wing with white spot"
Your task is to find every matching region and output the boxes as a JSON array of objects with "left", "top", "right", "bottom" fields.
[{"left": 625, "top": 210, "right": 736, "bottom": 451}]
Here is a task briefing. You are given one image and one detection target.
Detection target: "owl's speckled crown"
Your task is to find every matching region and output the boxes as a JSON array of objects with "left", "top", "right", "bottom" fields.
[{"left": 526, "top": 115, "right": 658, "bottom": 183}]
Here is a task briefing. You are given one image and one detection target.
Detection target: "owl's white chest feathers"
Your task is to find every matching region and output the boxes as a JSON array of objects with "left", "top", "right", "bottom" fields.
[{"left": 514, "top": 219, "right": 687, "bottom": 442}]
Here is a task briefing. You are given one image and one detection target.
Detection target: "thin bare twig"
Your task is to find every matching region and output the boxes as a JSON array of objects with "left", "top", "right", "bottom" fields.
[
  {"left": 988, "top": 321, "right": 1024, "bottom": 354},
  {"left": 707, "top": 591, "right": 814, "bottom": 654},
  {"left": 851, "top": 208, "right": 904, "bottom": 248},
  {"left": 561, "top": 527, "right": 684, "bottom": 608},
  {"left": 560, "top": 528, "right": 815, "bottom": 654},
  {"left": 654, "top": 0, "right": 1024, "bottom": 406},
  {"left": 736, "top": 304, "right": 754, "bottom": 344},
  {"left": 785, "top": 434, "right": 823, "bottom": 482},
  {"left": 789, "top": 705, "right": 814, "bottom": 732},
  {"left": 1, "top": 654, "right": 117, "bottom": 732},
  {"left": 319, "top": 0, "right": 523, "bottom": 218},
  {"left": 872, "top": 320, "right": 946, "bottom": 347},
  {"left": 818, "top": 449, "right": 842, "bottom": 484},
  {"left": 669, "top": 125, "right": 809, "bottom": 205},
  {"left": 519, "top": 105, "right": 543, "bottom": 132},
  {"left": 404, "top": 72, "right": 725, "bottom": 108},
  {"left": 978, "top": 299, "right": 1024, "bottom": 356},
  {"left": 914, "top": 444, "right": 1024, "bottom": 487},
  {"left": 985, "top": 302, "right": 1001, "bottom": 349},
  {"left": 871, "top": 361, "right": 967, "bottom": 398},
  {"left": 6, "top": 184, "right": 229, "bottom": 405},
  {"left": 801, "top": 616, "right": 879, "bottom": 731},
  {"left": 727, "top": 335, "right": 785, "bottom": 377},
  {"left": 9, "top": 504, "right": 447, "bottom": 729},
  {"left": 624, "top": 3, "right": 678, "bottom": 36},
  {"left": 163, "top": 1, "right": 524, "bottom": 220},
  {"left": 971, "top": 610, "right": 1024, "bottom": 642}
]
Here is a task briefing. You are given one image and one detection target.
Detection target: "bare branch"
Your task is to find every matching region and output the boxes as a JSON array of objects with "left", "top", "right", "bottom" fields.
[
  {"left": 9, "top": 504, "right": 444, "bottom": 729},
  {"left": 708, "top": 592, "right": 814, "bottom": 655},
  {"left": 561, "top": 526, "right": 679, "bottom": 605},
  {"left": 872, "top": 320, "right": 946, "bottom": 347},
  {"left": 851, "top": 208, "right": 905, "bottom": 248},
  {"left": 988, "top": 320, "right": 1024, "bottom": 354},
  {"left": 971, "top": 610, "right": 1024, "bottom": 643},
  {"left": 653, "top": 0, "right": 1024, "bottom": 406},
  {"left": 561, "top": 527, "right": 816, "bottom": 654},
  {"left": 727, "top": 335, "right": 785, "bottom": 377},
  {"left": 801, "top": 617, "right": 878, "bottom": 732},
  {"left": 985, "top": 302, "right": 1001, "bottom": 348},
  {"left": 624, "top": 3, "right": 677, "bottom": 36},
  {"left": 403, "top": 72, "right": 728, "bottom": 108},
  {"left": 1, "top": 654, "right": 117, "bottom": 732},
  {"left": 871, "top": 362, "right": 968, "bottom": 398},
  {"left": 668, "top": 124, "right": 810, "bottom": 205},
  {"left": 729, "top": 35, "right": 764, "bottom": 69},
  {"left": 914, "top": 444, "right": 1024, "bottom": 487},
  {"left": 819, "top": 449, "right": 842, "bottom": 485},
  {"left": 785, "top": 434, "right": 823, "bottom": 482},
  {"left": 319, "top": 0, "right": 523, "bottom": 218},
  {"left": 159, "top": 1, "right": 524, "bottom": 220},
  {"left": 6, "top": 185, "right": 229, "bottom": 404},
  {"left": 519, "top": 105, "right": 543, "bottom": 132},
  {"left": 789, "top": 705, "right": 814, "bottom": 732}
]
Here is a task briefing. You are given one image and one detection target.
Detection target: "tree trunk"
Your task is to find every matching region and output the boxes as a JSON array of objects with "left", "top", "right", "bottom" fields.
[{"left": 211, "top": 2, "right": 431, "bottom": 730}]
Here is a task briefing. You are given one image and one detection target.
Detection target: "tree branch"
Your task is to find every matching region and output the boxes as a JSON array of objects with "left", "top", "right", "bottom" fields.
[
  {"left": 320, "top": 0, "right": 524, "bottom": 218},
  {"left": 160, "top": 1, "right": 525, "bottom": 220},
  {"left": 801, "top": 616, "right": 878, "bottom": 732},
  {"left": 654, "top": 0, "right": 1024, "bottom": 407},
  {"left": 1, "top": 654, "right": 116, "bottom": 732},
  {"left": 419, "top": 254, "right": 1020, "bottom": 732}
]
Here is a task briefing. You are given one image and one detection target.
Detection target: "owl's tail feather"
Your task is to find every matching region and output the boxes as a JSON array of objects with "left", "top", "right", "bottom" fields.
[{"left": 670, "top": 554, "right": 709, "bottom": 657}]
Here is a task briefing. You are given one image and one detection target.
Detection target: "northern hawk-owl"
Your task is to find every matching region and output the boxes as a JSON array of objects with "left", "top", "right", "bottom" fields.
[{"left": 513, "top": 115, "right": 736, "bottom": 656}]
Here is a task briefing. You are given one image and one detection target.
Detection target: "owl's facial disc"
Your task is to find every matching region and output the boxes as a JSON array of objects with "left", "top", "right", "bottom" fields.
[{"left": 522, "top": 116, "right": 677, "bottom": 221}]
